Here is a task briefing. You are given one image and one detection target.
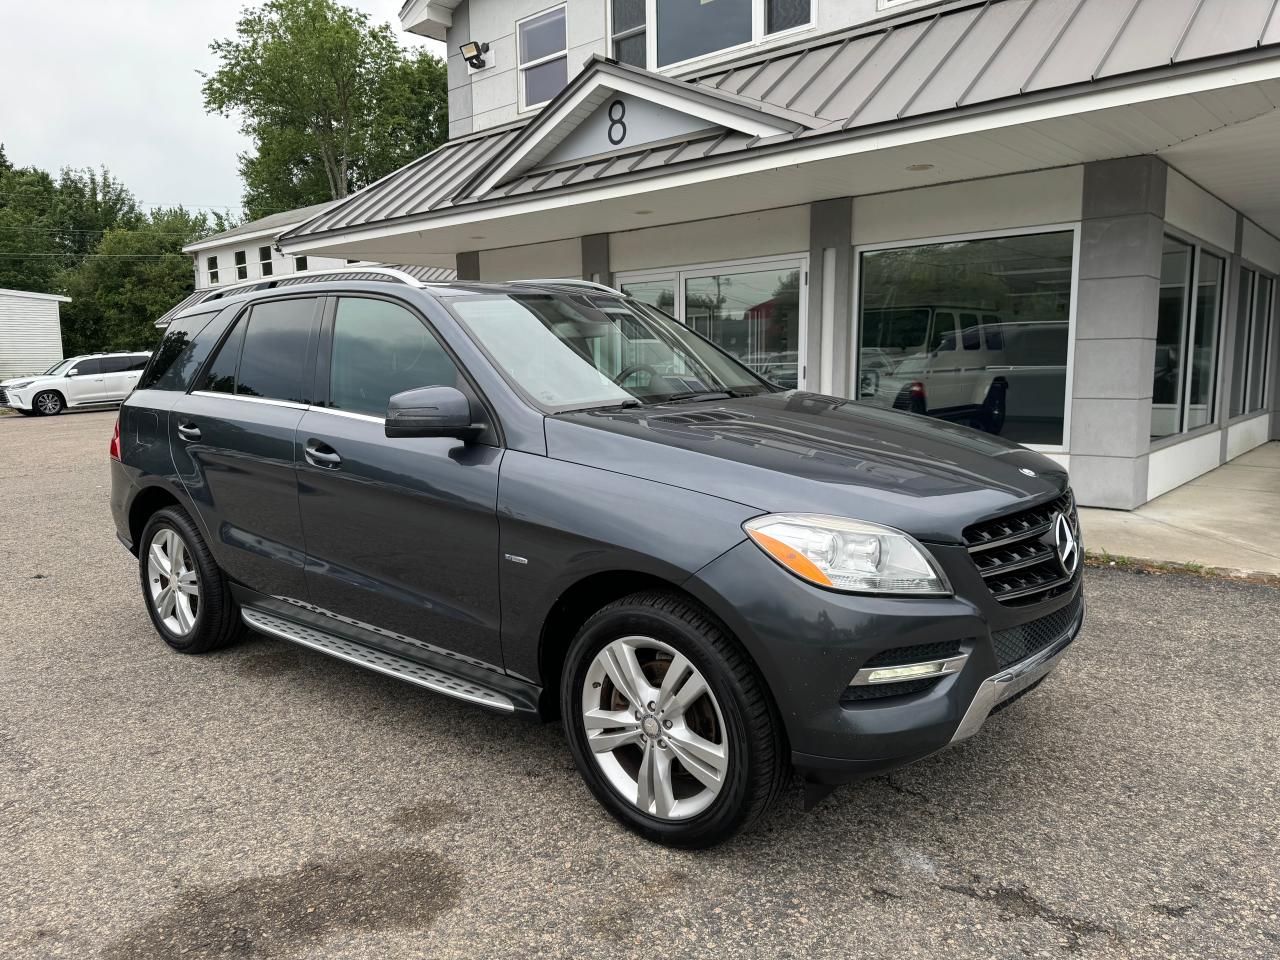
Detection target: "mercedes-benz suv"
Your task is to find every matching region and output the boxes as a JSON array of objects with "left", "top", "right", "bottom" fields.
[{"left": 109, "top": 268, "right": 1084, "bottom": 847}]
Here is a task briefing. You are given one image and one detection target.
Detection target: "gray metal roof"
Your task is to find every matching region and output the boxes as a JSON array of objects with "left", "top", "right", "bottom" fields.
[
  {"left": 283, "top": 0, "right": 1280, "bottom": 244},
  {"left": 153, "top": 290, "right": 208, "bottom": 328}
]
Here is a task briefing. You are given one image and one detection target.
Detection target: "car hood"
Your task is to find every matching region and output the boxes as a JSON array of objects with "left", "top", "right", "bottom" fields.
[{"left": 544, "top": 392, "right": 1069, "bottom": 545}]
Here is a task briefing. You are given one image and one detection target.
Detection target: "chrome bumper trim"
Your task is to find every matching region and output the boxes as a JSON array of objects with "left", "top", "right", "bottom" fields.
[{"left": 950, "top": 600, "right": 1084, "bottom": 743}]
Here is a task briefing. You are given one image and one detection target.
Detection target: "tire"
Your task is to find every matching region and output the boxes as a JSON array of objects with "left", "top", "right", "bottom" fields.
[
  {"left": 138, "top": 506, "right": 245, "bottom": 654},
  {"left": 561, "top": 591, "right": 787, "bottom": 848},
  {"left": 16, "top": 409, "right": 37, "bottom": 417},
  {"left": 980, "top": 383, "right": 1007, "bottom": 435},
  {"left": 33, "top": 391, "right": 63, "bottom": 416}
]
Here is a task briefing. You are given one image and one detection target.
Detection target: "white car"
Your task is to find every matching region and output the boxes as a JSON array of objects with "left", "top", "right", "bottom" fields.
[{"left": 0, "top": 352, "right": 151, "bottom": 416}]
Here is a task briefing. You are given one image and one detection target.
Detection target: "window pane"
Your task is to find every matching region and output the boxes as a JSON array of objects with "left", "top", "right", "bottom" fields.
[
  {"left": 767, "top": 0, "right": 810, "bottom": 33},
  {"left": 1186, "top": 251, "right": 1224, "bottom": 429},
  {"left": 329, "top": 298, "right": 461, "bottom": 418},
  {"left": 1230, "top": 269, "right": 1253, "bottom": 417},
  {"left": 1247, "top": 276, "right": 1273, "bottom": 412},
  {"left": 612, "top": 0, "right": 645, "bottom": 34},
  {"left": 614, "top": 31, "right": 646, "bottom": 67},
  {"left": 859, "top": 231, "right": 1075, "bottom": 446},
  {"left": 684, "top": 266, "right": 801, "bottom": 389},
  {"left": 206, "top": 256, "right": 217, "bottom": 270},
  {"left": 128, "top": 355, "right": 150, "bottom": 371},
  {"left": 234, "top": 251, "right": 246, "bottom": 266},
  {"left": 202, "top": 318, "right": 245, "bottom": 394},
  {"left": 519, "top": 7, "right": 566, "bottom": 63},
  {"left": 620, "top": 278, "right": 676, "bottom": 313},
  {"left": 658, "top": 0, "right": 751, "bottom": 66},
  {"left": 1152, "top": 237, "right": 1192, "bottom": 439},
  {"left": 295, "top": 256, "right": 308, "bottom": 272},
  {"left": 99, "top": 356, "right": 132, "bottom": 373},
  {"left": 72, "top": 358, "right": 102, "bottom": 376},
  {"left": 236, "top": 298, "right": 317, "bottom": 403},
  {"left": 523, "top": 56, "right": 568, "bottom": 106}
]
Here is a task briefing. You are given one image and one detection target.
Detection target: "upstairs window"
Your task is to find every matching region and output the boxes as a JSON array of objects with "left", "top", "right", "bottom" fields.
[
  {"left": 206, "top": 255, "right": 219, "bottom": 286},
  {"left": 234, "top": 250, "right": 248, "bottom": 281},
  {"left": 615, "top": 0, "right": 812, "bottom": 70},
  {"left": 294, "top": 256, "right": 309, "bottom": 272},
  {"left": 518, "top": 6, "right": 568, "bottom": 109},
  {"left": 259, "top": 245, "right": 274, "bottom": 278}
]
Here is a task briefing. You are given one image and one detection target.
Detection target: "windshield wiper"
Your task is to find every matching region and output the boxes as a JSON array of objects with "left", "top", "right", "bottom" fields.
[
  {"left": 577, "top": 398, "right": 642, "bottom": 411},
  {"left": 661, "top": 391, "right": 736, "bottom": 404}
]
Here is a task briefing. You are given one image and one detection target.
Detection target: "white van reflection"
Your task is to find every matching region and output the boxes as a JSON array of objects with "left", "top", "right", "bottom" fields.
[{"left": 858, "top": 306, "right": 1067, "bottom": 437}]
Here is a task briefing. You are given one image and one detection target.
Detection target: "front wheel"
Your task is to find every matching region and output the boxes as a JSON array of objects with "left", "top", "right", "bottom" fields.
[
  {"left": 138, "top": 506, "right": 245, "bottom": 654},
  {"left": 33, "top": 391, "right": 63, "bottom": 416},
  {"left": 562, "top": 592, "right": 787, "bottom": 847},
  {"left": 980, "top": 383, "right": 1007, "bottom": 434}
]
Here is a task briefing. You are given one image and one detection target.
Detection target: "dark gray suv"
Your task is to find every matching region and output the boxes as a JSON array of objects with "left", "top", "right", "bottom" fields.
[{"left": 110, "top": 268, "right": 1083, "bottom": 847}]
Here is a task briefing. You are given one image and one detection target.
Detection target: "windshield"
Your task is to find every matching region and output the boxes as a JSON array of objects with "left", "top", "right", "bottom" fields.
[
  {"left": 447, "top": 293, "right": 775, "bottom": 411},
  {"left": 41, "top": 358, "right": 77, "bottom": 376}
]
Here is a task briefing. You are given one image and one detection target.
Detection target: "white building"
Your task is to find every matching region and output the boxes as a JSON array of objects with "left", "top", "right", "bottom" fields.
[
  {"left": 277, "top": 0, "right": 1280, "bottom": 510},
  {"left": 0, "top": 288, "right": 69, "bottom": 378}
]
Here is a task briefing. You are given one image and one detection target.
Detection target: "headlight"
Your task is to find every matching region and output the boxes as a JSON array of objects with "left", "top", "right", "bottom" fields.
[
  {"left": 7, "top": 380, "right": 33, "bottom": 390},
  {"left": 743, "top": 514, "right": 950, "bottom": 595}
]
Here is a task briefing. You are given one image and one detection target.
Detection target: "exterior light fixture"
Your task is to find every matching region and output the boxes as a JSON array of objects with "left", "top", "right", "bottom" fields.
[{"left": 460, "top": 41, "right": 489, "bottom": 69}]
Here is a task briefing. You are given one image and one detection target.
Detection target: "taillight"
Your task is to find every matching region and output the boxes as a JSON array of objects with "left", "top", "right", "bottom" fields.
[{"left": 109, "top": 417, "right": 121, "bottom": 461}]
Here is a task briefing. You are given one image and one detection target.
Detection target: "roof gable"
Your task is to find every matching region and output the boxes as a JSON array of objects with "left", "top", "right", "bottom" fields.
[{"left": 465, "top": 57, "right": 805, "bottom": 197}]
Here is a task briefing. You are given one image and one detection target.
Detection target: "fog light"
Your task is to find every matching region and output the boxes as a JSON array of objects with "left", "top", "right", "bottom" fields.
[{"left": 850, "top": 653, "right": 968, "bottom": 687}]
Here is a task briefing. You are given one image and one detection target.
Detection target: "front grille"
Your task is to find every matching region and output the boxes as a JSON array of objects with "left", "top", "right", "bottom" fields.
[
  {"left": 964, "top": 490, "right": 1080, "bottom": 606},
  {"left": 0, "top": 388, "right": 8, "bottom": 405},
  {"left": 843, "top": 676, "right": 941, "bottom": 702},
  {"left": 990, "top": 593, "right": 1082, "bottom": 669}
]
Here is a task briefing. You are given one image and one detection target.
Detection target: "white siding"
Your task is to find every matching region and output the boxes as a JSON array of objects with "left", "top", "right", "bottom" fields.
[
  {"left": 0, "top": 292, "right": 65, "bottom": 378},
  {"left": 194, "top": 242, "right": 354, "bottom": 291}
]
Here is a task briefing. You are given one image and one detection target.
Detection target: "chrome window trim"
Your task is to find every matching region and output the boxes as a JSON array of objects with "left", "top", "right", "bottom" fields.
[
  {"left": 189, "top": 390, "right": 311, "bottom": 411},
  {"left": 305, "top": 406, "right": 384, "bottom": 424}
]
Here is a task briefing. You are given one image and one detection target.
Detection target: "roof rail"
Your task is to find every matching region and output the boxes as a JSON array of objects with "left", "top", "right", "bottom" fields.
[
  {"left": 198, "top": 265, "right": 427, "bottom": 303},
  {"left": 523, "top": 278, "right": 620, "bottom": 293}
]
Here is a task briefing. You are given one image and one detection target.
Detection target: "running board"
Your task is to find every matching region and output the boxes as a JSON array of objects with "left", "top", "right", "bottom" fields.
[{"left": 241, "top": 608, "right": 515, "bottom": 713}]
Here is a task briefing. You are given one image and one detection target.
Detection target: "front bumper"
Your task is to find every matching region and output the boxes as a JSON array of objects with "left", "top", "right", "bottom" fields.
[
  {"left": 0, "top": 387, "right": 31, "bottom": 410},
  {"left": 686, "top": 539, "right": 1084, "bottom": 784}
]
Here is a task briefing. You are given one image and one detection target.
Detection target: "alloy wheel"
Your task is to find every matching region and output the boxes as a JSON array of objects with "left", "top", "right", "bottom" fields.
[
  {"left": 581, "top": 636, "right": 728, "bottom": 820},
  {"left": 147, "top": 528, "right": 200, "bottom": 636},
  {"left": 36, "top": 392, "right": 61, "bottom": 415}
]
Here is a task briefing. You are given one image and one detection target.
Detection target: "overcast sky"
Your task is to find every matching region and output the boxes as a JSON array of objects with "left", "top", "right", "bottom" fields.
[{"left": 0, "top": 0, "right": 444, "bottom": 219}]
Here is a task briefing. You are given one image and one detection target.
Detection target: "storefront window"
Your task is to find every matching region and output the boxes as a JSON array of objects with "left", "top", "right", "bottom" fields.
[
  {"left": 1186, "top": 251, "right": 1224, "bottom": 430},
  {"left": 620, "top": 278, "right": 676, "bottom": 314},
  {"left": 857, "top": 231, "right": 1074, "bottom": 447},
  {"left": 1247, "top": 275, "right": 1273, "bottom": 413},
  {"left": 1229, "top": 268, "right": 1255, "bottom": 418},
  {"left": 1152, "top": 237, "right": 1193, "bottom": 439},
  {"left": 685, "top": 266, "right": 802, "bottom": 389}
]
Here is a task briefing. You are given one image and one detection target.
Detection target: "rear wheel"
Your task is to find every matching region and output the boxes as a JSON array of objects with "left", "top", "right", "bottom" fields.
[
  {"left": 562, "top": 591, "right": 787, "bottom": 847},
  {"left": 139, "top": 507, "right": 244, "bottom": 654},
  {"left": 33, "top": 391, "right": 63, "bottom": 416},
  {"left": 980, "top": 383, "right": 1007, "bottom": 434}
]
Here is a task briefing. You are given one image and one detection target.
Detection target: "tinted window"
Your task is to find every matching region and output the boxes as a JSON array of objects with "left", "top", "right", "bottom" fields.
[
  {"left": 128, "top": 354, "right": 150, "bottom": 371},
  {"left": 139, "top": 312, "right": 224, "bottom": 391},
  {"left": 329, "top": 298, "right": 461, "bottom": 418},
  {"left": 201, "top": 316, "right": 246, "bottom": 394},
  {"left": 236, "top": 298, "right": 317, "bottom": 402},
  {"left": 71, "top": 358, "right": 103, "bottom": 376},
  {"left": 99, "top": 356, "right": 133, "bottom": 373}
]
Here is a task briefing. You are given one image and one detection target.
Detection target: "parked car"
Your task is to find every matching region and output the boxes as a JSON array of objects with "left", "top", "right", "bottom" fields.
[
  {"left": 110, "top": 272, "right": 1083, "bottom": 847},
  {"left": 859, "top": 306, "right": 1066, "bottom": 435},
  {"left": 0, "top": 351, "right": 151, "bottom": 416}
]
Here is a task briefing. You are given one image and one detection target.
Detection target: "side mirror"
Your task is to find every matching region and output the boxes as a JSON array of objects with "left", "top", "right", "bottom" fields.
[{"left": 385, "top": 385, "right": 483, "bottom": 440}]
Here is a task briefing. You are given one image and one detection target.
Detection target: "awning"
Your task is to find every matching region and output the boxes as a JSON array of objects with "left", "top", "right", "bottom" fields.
[{"left": 280, "top": 0, "right": 1280, "bottom": 259}]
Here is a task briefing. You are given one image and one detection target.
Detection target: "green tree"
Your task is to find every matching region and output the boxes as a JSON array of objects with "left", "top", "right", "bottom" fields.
[
  {"left": 59, "top": 208, "right": 212, "bottom": 354},
  {"left": 203, "top": 0, "right": 448, "bottom": 219}
]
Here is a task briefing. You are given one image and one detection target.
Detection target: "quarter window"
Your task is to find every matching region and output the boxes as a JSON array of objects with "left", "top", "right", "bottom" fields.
[
  {"left": 518, "top": 6, "right": 568, "bottom": 109},
  {"left": 328, "top": 298, "right": 462, "bottom": 418},
  {"left": 259, "top": 246, "right": 274, "bottom": 278},
  {"left": 207, "top": 255, "right": 219, "bottom": 286}
]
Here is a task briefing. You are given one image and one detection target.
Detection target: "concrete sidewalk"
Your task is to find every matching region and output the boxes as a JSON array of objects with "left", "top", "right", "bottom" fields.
[{"left": 1080, "top": 441, "right": 1280, "bottom": 576}]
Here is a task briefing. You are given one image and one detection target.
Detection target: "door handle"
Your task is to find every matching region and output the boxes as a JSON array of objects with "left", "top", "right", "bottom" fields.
[
  {"left": 305, "top": 439, "right": 342, "bottom": 469},
  {"left": 177, "top": 422, "right": 201, "bottom": 441}
]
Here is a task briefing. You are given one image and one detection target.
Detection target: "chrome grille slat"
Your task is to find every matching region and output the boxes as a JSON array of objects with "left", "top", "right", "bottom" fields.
[{"left": 964, "top": 490, "right": 1080, "bottom": 607}]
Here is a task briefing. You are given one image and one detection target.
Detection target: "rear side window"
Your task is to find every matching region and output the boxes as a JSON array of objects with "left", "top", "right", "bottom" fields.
[
  {"left": 99, "top": 356, "right": 133, "bottom": 373},
  {"left": 139, "top": 311, "right": 225, "bottom": 391},
  {"left": 328, "top": 297, "right": 462, "bottom": 417},
  {"left": 199, "top": 298, "right": 318, "bottom": 403}
]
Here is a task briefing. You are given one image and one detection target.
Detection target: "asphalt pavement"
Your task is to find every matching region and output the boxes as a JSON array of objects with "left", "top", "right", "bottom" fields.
[{"left": 1, "top": 409, "right": 1277, "bottom": 959}]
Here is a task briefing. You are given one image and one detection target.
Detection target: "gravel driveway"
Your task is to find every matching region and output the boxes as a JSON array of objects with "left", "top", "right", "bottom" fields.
[{"left": 1, "top": 410, "right": 1277, "bottom": 959}]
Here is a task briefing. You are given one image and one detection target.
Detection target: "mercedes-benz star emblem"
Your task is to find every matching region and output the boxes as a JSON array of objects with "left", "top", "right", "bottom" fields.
[
  {"left": 1053, "top": 512, "right": 1079, "bottom": 576},
  {"left": 1019, "top": 468, "right": 1037, "bottom": 477}
]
